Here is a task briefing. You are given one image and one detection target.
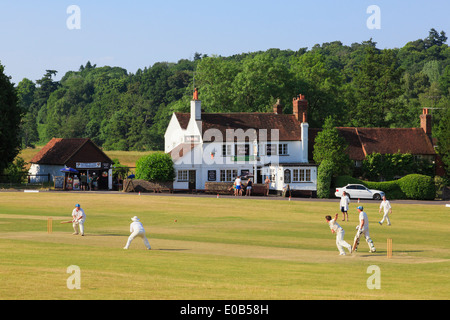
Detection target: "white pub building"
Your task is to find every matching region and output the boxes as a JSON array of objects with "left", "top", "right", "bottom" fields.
[{"left": 164, "top": 89, "right": 317, "bottom": 196}]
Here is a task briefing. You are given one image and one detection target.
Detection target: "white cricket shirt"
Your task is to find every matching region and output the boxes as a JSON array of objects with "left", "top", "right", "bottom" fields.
[
  {"left": 130, "top": 221, "right": 145, "bottom": 233},
  {"left": 359, "top": 211, "right": 369, "bottom": 229},
  {"left": 328, "top": 219, "right": 343, "bottom": 233},
  {"left": 380, "top": 200, "right": 391, "bottom": 214},
  {"left": 72, "top": 208, "right": 86, "bottom": 221}
]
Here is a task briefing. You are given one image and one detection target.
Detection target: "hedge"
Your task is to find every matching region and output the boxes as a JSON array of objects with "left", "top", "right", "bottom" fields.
[
  {"left": 397, "top": 174, "right": 436, "bottom": 200},
  {"left": 317, "top": 160, "right": 334, "bottom": 198},
  {"left": 333, "top": 174, "right": 435, "bottom": 200}
]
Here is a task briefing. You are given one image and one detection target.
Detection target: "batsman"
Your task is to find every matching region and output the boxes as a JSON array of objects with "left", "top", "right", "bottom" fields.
[
  {"left": 352, "top": 206, "right": 376, "bottom": 253},
  {"left": 71, "top": 204, "right": 86, "bottom": 236}
]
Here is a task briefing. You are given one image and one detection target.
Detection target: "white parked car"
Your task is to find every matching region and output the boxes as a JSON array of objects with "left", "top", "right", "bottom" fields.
[{"left": 335, "top": 184, "right": 385, "bottom": 200}]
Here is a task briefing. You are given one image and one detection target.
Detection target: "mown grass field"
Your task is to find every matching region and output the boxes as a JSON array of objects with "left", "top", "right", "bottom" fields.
[{"left": 0, "top": 191, "right": 449, "bottom": 300}]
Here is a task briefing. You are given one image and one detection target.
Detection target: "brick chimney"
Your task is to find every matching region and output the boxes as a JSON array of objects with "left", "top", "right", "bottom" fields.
[
  {"left": 273, "top": 99, "right": 283, "bottom": 114},
  {"left": 293, "top": 94, "right": 308, "bottom": 122},
  {"left": 191, "top": 88, "right": 201, "bottom": 121},
  {"left": 420, "top": 108, "right": 432, "bottom": 136}
]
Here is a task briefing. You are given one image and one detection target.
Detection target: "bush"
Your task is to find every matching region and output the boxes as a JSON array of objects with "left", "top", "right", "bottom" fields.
[
  {"left": 135, "top": 153, "right": 175, "bottom": 182},
  {"left": 333, "top": 175, "right": 407, "bottom": 199},
  {"left": 365, "top": 180, "right": 406, "bottom": 199},
  {"left": 397, "top": 174, "right": 436, "bottom": 200},
  {"left": 317, "top": 160, "right": 333, "bottom": 198},
  {"left": 333, "top": 175, "right": 361, "bottom": 189},
  {"left": 362, "top": 152, "right": 435, "bottom": 181},
  {"left": 1, "top": 157, "right": 28, "bottom": 183}
]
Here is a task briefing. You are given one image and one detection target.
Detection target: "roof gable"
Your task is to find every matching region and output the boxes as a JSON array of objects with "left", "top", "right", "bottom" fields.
[
  {"left": 30, "top": 138, "right": 112, "bottom": 165},
  {"left": 175, "top": 112, "right": 303, "bottom": 141}
]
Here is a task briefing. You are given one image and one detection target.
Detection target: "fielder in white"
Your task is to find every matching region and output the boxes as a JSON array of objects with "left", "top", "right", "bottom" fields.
[
  {"left": 72, "top": 204, "right": 86, "bottom": 236},
  {"left": 124, "top": 216, "right": 151, "bottom": 250},
  {"left": 378, "top": 195, "right": 392, "bottom": 226},
  {"left": 326, "top": 213, "right": 352, "bottom": 255},
  {"left": 354, "top": 206, "right": 376, "bottom": 253},
  {"left": 340, "top": 191, "right": 350, "bottom": 221}
]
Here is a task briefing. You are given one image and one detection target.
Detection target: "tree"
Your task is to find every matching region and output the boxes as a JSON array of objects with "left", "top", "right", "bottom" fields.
[
  {"left": 439, "top": 65, "right": 450, "bottom": 95},
  {"left": 0, "top": 62, "right": 22, "bottom": 174},
  {"left": 17, "top": 78, "right": 39, "bottom": 147},
  {"left": 316, "top": 159, "right": 333, "bottom": 198},
  {"left": 232, "top": 53, "right": 294, "bottom": 112},
  {"left": 424, "top": 29, "right": 447, "bottom": 49},
  {"left": 349, "top": 47, "right": 403, "bottom": 127},
  {"left": 289, "top": 52, "right": 346, "bottom": 127},
  {"left": 135, "top": 153, "right": 175, "bottom": 182},
  {"left": 312, "top": 117, "right": 352, "bottom": 176},
  {"left": 435, "top": 106, "right": 450, "bottom": 178},
  {"left": 195, "top": 56, "right": 241, "bottom": 112}
]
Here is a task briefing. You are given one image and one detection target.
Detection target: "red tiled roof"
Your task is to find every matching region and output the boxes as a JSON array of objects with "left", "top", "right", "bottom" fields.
[
  {"left": 339, "top": 127, "right": 435, "bottom": 160},
  {"left": 30, "top": 138, "right": 112, "bottom": 165},
  {"left": 175, "top": 113, "right": 304, "bottom": 141},
  {"left": 310, "top": 127, "right": 436, "bottom": 161}
]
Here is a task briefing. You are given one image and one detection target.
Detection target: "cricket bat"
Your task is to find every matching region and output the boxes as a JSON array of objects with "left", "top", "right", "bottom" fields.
[
  {"left": 352, "top": 229, "right": 361, "bottom": 252},
  {"left": 60, "top": 220, "right": 74, "bottom": 224},
  {"left": 352, "top": 233, "right": 361, "bottom": 252}
]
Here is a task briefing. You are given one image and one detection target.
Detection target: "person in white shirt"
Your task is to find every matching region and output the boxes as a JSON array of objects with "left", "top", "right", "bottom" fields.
[
  {"left": 378, "top": 196, "right": 392, "bottom": 226},
  {"left": 353, "top": 206, "right": 376, "bottom": 253},
  {"left": 71, "top": 204, "right": 86, "bottom": 236},
  {"left": 124, "top": 216, "right": 151, "bottom": 250},
  {"left": 340, "top": 191, "right": 350, "bottom": 221},
  {"left": 326, "top": 213, "right": 352, "bottom": 255},
  {"left": 234, "top": 176, "right": 242, "bottom": 196}
]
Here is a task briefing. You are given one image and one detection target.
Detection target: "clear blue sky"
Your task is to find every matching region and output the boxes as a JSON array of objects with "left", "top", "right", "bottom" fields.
[{"left": 1, "top": 0, "right": 449, "bottom": 85}]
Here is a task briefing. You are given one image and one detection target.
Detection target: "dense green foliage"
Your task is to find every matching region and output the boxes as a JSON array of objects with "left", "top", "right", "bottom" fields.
[
  {"left": 135, "top": 152, "right": 175, "bottom": 182},
  {"left": 397, "top": 174, "right": 436, "bottom": 200},
  {"left": 362, "top": 152, "right": 434, "bottom": 181},
  {"left": 316, "top": 160, "right": 333, "bottom": 199},
  {"left": 313, "top": 117, "right": 352, "bottom": 175},
  {"left": 12, "top": 29, "right": 450, "bottom": 176},
  {"left": 0, "top": 62, "right": 22, "bottom": 174},
  {"left": 0, "top": 157, "right": 28, "bottom": 183},
  {"left": 435, "top": 106, "right": 450, "bottom": 178},
  {"left": 334, "top": 174, "right": 436, "bottom": 200}
]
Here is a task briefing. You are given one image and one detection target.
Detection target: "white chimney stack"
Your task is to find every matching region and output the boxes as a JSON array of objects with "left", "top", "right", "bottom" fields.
[{"left": 301, "top": 121, "right": 308, "bottom": 162}]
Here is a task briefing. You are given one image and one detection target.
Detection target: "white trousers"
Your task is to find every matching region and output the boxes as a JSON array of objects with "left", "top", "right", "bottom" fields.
[
  {"left": 125, "top": 230, "right": 151, "bottom": 249},
  {"left": 357, "top": 227, "right": 375, "bottom": 250},
  {"left": 73, "top": 219, "right": 85, "bottom": 235},
  {"left": 336, "top": 230, "right": 352, "bottom": 254},
  {"left": 380, "top": 212, "right": 391, "bottom": 225}
]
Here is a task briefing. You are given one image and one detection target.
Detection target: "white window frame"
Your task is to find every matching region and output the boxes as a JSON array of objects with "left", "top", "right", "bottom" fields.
[
  {"left": 220, "top": 169, "right": 238, "bottom": 182},
  {"left": 279, "top": 143, "right": 288, "bottom": 155},
  {"left": 222, "top": 144, "right": 232, "bottom": 156},
  {"left": 266, "top": 144, "right": 277, "bottom": 156},
  {"left": 177, "top": 170, "right": 188, "bottom": 182},
  {"left": 292, "top": 168, "right": 312, "bottom": 182}
]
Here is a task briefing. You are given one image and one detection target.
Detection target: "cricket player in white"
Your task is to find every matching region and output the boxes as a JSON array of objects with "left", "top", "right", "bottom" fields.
[
  {"left": 340, "top": 191, "right": 350, "bottom": 221},
  {"left": 326, "top": 213, "right": 352, "bottom": 255},
  {"left": 72, "top": 204, "right": 86, "bottom": 236},
  {"left": 378, "top": 196, "right": 392, "bottom": 226},
  {"left": 354, "top": 206, "right": 376, "bottom": 253},
  {"left": 124, "top": 216, "right": 151, "bottom": 250}
]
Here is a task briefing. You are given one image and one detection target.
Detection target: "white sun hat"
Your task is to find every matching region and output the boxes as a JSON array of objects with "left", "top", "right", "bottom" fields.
[{"left": 131, "top": 216, "right": 140, "bottom": 222}]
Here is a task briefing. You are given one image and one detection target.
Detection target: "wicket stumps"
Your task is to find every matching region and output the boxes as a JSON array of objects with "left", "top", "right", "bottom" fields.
[
  {"left": 47, "top": 218, "right": 53, "bottom": 234},
  {"left": 387, "top": 238, "right": 393, "bottom": 258}
]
